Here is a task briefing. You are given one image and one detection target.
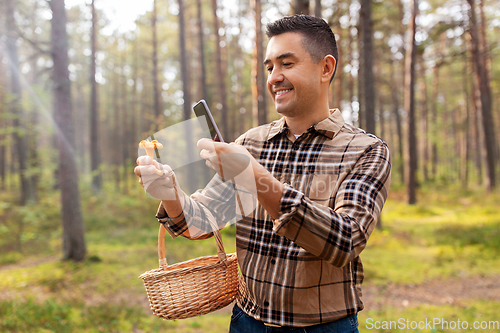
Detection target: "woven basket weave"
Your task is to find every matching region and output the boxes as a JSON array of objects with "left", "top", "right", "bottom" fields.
[{"left": 139, "top": 221, "right": 238, "bottom": 320}]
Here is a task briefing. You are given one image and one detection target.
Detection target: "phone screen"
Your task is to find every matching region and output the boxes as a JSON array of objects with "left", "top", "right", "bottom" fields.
[{"left": 193, "top": 100, "right": 224, "bottom": 142}]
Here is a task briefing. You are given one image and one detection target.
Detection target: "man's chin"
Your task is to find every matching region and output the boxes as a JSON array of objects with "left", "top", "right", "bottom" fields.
[{"left": 275, "top": 103, "right": 292, "bottom": 116}]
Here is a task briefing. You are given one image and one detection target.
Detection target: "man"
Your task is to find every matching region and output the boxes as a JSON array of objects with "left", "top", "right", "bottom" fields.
[{"left": 135, "top": 15, "right": 390, "bottom": 333}]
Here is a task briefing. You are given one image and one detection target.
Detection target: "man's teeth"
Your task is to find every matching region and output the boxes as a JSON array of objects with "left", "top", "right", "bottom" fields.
[{"left": 276, "top": 89, "right": 291, "bottom": 96}]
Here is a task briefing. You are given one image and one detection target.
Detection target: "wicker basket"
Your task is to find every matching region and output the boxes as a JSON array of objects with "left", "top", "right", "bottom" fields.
[{"left": 139, "top": 221, "right": 238, "bottom": 320}]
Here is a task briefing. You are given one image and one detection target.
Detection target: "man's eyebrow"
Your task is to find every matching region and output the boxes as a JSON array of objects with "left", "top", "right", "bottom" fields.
[{"left": 263, "top": 52, "right": 296, "bottom": 65}]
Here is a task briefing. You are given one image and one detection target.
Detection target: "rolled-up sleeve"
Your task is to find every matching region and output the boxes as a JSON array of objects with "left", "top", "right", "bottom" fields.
[
  {"left": 272, "top": 141, "right": 391, "bottom": 267},
  {"left": 156, "top": 174, "right": 240, "bottom": 239}
]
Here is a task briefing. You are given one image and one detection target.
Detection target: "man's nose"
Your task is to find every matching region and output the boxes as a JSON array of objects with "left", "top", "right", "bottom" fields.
[{"left": 267, "top": 68, "right": 284, "bottom": 86}]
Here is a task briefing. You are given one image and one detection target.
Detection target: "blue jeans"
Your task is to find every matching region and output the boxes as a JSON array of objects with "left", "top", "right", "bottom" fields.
[{"left": 228, "top": 305, "right": 359, "bottom": 333}]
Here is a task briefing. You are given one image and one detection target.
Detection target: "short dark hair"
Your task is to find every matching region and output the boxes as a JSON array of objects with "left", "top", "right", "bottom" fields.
[{"left": 266, "top": 15, "right": 338, "bottom": 83}]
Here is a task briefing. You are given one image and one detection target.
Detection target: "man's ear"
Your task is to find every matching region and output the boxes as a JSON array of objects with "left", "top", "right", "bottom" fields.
[{"left": 321, "top": 55, "right": 336, "bottom": 83}]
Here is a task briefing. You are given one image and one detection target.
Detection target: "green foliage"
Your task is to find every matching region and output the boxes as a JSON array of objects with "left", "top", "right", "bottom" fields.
[
  {"left": 0, "top": 298, "right": 73, "bottom": 333},
  {"left": 0, "top": 191, "right": 60, "bottom": 258},
  {"left": 0, "top": 297, "right": 170, "bottom": 333},
  {"left": 359, "top": 300, "right": 500, "bottom": 333},
  {"left": 0, "top": 296, "right": 230, "bottom": 333},
  {"left": 0, "top": 252, "right": 23, "bottom": 266},
  {"left": 0, "top": 177, "right": 162, "bottom": 260},
  {"left": 0, "top": 206, "right": 235, "bottom": 332},
  {"left": 80, "top": 182, "right": 159, "bottom": 232},
  {"left": 362, "top": 188, "right": 500, "bottom": 284},
  {"left": 1, "top": 186, "right": 499, "bottom": 331}
]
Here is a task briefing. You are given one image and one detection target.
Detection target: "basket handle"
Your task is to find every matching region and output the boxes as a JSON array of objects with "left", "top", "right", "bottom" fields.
[{"left": 158, "top": 219, "right": 228, "bottom": 269}]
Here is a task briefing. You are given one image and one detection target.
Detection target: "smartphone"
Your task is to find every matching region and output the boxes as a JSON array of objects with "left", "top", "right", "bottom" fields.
[{"left": 193, "top": 100, "right": 224, "bottom": 142}]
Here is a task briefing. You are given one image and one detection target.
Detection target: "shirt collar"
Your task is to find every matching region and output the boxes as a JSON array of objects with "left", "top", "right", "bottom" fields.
[{"left": 266, "top": 108, "right": 344, "bottom": 141}]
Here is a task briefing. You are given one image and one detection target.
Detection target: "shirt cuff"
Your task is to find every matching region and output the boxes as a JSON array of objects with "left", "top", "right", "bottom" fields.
[
  {"left": 272, "top": 184, "right": 303, "bottom": 232},
  {"left": 156, "top": 203, "right": 187, "bottom": 238}
]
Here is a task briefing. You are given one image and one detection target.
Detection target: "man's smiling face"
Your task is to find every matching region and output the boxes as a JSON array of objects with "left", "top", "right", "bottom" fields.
[{"left": 264, "top": 32, "right": 324, "bottom": 118}]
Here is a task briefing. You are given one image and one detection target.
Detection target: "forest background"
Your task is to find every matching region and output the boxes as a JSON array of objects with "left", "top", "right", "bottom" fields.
[{"left": 0, "top": 0, "right": 499, "bottom": 332}]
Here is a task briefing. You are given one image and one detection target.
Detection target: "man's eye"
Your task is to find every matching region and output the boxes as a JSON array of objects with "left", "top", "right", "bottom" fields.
[
  {"left": 283, "top": 62, "right": 292, "bottom": 67},
  {"left": 267, "top": 67, "right": 273, "bottom": 73}
]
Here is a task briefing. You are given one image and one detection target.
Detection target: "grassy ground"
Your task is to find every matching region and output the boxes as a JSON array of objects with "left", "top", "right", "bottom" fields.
[
  {"left": 357, "top": 187, "right": 500, "bottom": 332},
  {"left": 1, "top": 185, "right": 499, "bottom": 332}
]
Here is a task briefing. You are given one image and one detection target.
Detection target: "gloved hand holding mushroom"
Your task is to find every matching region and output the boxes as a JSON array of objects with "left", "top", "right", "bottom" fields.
[{"left": 135, "top": 139, "right": 178, "bottom": 201}]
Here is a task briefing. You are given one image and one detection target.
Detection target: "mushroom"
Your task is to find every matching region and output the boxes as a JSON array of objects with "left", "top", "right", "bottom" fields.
[{"left": 139, "top": 139, "right": 165, "bottom": 176}]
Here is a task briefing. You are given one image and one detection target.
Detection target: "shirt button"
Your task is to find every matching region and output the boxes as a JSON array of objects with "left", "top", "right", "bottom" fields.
[
  {"left": 264, "top": 301, "right": 269, "bottom": 307},
  {"left": 292, "top": 144, "right": 299, "bottom": 151},
  {"left": 271, "top": 259, "right": 276, "bottom": 265}
]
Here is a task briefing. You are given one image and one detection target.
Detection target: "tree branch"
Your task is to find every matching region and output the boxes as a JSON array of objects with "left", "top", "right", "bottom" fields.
[{"left": 11, "top": 24, "right": 51, "bottom": 56}]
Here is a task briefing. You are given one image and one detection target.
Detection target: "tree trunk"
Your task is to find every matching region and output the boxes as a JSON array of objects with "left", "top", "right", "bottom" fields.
[
  {"left": 294, "top": 0, "right": 310, "bottom": 15},
  {"left": 28, "top": 0, "right": 41, "bottom": 202},
  {"left": 74, "top": 83, "right": 86, "bottom": 172},
  {"left": 430, "top": 63, "right": 441, "bottom": 180},
  {"left": 357, "top": 20, "right": 365, "bottom": 130},
  {"left": 359, "top": 0, "right": 375, "bottom": 135},
  {"left": 211, "top": 0, "right": 229, "bottom": 139},
  {"left": 418, "top": 56, "right": 429, "bottom": 182},
  {"left": 0, "top": 55, "right": 5, "bottom": 190},
  {"left": 468, "top": 51, "right": 483, "bottom": 185},
  {"left": 178, "top": 0, "right": 198, "bottom": 193},
  {"left": 376, "top": 92, "right": 384, "bottom": 230},
  {"left": 314, "top": 0, "right": 321, "bottom": 17},
  {"left": 332, "top": 16, "right": 343, "bottom": 109},
  {"left": 194, "top": 0, "right": 212, "bottom": 182},
  {"left": 478, "top": 0, "right": 498, "bottom": 166},
  {"left": 378, "top": 95, "right": 385, "bottom": 142},
  {"left": 130, "top": 35, "right": 139, "bottom": 173},
  {"left": 90, "top": 0, "right": 101, "bottom": 193},
  {"left": 478, "top": 0, "right": 492, "bottom": 88},
  {"left": 196, "top": 0, "right": 209, "bottom": 104},
  {"left": 390, "top": 61, "right": 404, "bottom": 184},
  {"left": 6, "top": 0, "right": 35, "bottom": 205},
  {"left": 347, "top": 0, "right": 355, "bottom": 125},
  {"left": 404, "top": 0, "right": 418, "bottom": 204},
  {"left": 235, "top": 5, "right": 249, "bottom": 137},
  {"left": 112, "top": 60, "right": 121, "bottom": 189},
  {"left": 459, "top": 54, "right": 470, "bottom": 188},
  {"left": 467, "top": 0, "right": 496, "bottom": 190},
  {"left": 178, "top": 0, "right": 190, "bottom": 117},
  {"left": 152, "top": 0, "right": 161, "bottom": 127},
  {"left": 252, "top": 0, "right": 267, "bottom": 126},
  {"left": 49, "top": 0, "right": 86, "bottom": 261},
  {"left": 397, "top": 0, "right": 406, "bottom": 85},
  {"left": 120, "top": 49, "right": 130, "bottom": 194}
]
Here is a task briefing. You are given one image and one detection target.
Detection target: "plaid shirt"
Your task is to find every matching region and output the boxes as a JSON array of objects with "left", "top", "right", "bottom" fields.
[{"left": 157, "top": 109, "right": 391, "bottom": 327}]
